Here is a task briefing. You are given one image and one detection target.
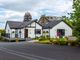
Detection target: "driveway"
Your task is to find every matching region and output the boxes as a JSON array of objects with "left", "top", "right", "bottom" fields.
[{"left": 0, "top": 41, "right": 80, "bottom": 60}]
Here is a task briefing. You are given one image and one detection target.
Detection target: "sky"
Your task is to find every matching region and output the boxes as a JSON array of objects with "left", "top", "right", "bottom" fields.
[{"left": 0, "top": 0, "right": 73, "bottom": 29}]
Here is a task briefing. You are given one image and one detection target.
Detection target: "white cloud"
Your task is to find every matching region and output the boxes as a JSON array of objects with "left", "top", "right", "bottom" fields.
[
  {"left": 0, "top": 0, "right": 73, "bottom": 29},
  {"left": 0, "top": 0, "right": 73, "bottom": 18}
]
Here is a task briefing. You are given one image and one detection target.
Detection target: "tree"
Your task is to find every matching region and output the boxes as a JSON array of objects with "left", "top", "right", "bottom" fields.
[
  {"left": 62, "top": 16, "right": 73, "bottom": 27},
  {"left": 72, "top": 0, "right": 80, "bottom": 41},
  {"left": 0, "top": 29, "right": 5, "bottom": 36}
]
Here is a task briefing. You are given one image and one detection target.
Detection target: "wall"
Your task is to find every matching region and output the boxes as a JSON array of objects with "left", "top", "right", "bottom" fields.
[
  {"left": 35, "top": 23, "right": 42, "bottom": 37},
  {"left": 6, "top": 24, "right": 11, "bottom": 34},
  {"left": 5, "top": 24, "right": 12, "bottom": 38},
  {"left": 10, "top": 29, "right": 15, "bottom": 38},
  {"left": 28, "top": 28, "right": 35, "bottom": 38},
  {"left": 27, "top": 22, "right": 42, "bottom": 38},
  {"left": 50, "top": 21, "right": 72, "bottom": 38},
  {"left": 24, "top": 22, "right": 36, "bottom": 38},
  {"left": 21, "top": 29, "right": 25, "bottom": 38},
  {"left": 30, "top": 22, "right": 35, "bottom": 27}
]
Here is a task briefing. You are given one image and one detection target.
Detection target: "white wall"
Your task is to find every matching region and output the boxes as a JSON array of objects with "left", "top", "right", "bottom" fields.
[
  {"left": 6, "top": 24, "right": 11, "bottom": 34},
  {"left": 30, "top": 22, "right": 35, "bottom": 27},
  {"left": 5, "top": 24, "right": 14, "bottom": 38},
  {"left": 50, "top": 21, "right": 72, "bottom": 38},
  {"left": 10, "top": 29, "right": 15, "bottom": 38},
  {"left": 27, "top": 22, "right": 42, "bottom": 38},
  {"left": 36, "top": 23, "right": 42, "bottom": 37},
  {"left": 28, "top": 28, "right": 35, "bottom": 38},
  {"left": 24, "top": 22, "right": 36, "bottom": 38},
  {"left": 21, "top": 29, "right": 24, "bottom": 38}
]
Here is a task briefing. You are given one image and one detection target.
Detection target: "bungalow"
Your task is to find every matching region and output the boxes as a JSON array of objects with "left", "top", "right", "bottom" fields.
[
  {"left": 5, "top": 12, "right": 72, "bottom": 39},
  {"left": 5, "top": 12, "right": 42, "bottom": 39},
  {"left": 42, "top": 20, "right": 72, "bottom": 38}
]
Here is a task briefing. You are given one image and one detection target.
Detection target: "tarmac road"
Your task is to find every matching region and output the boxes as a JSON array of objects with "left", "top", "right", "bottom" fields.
[{"left": 0, "top": 41, "right": 80, "bottom": 60}]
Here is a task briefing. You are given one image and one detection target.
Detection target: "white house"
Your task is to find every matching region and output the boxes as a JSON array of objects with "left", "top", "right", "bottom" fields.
[
  {"left": 5, "top": 12, "right": 42, "bottom": 39},
  {"left": 42, "top": 20, "right": 72, "bottom": 38},
  {"left": 5, "top": 12, "right": 72, "bottom": 39}
]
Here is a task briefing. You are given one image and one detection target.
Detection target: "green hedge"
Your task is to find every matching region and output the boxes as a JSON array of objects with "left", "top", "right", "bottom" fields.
[{"left": 0, "top": 36, "right": 9, "bottom": 42}]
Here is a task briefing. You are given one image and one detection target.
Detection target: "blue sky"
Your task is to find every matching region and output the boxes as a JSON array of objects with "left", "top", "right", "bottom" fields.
[{"left": 0, "top": 0, "right": 72, "bottom": 29}]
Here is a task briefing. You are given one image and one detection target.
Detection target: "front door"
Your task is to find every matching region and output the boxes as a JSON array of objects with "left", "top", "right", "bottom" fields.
[{"left": 25, "top": 29, "right": 28, "bottom": 38}]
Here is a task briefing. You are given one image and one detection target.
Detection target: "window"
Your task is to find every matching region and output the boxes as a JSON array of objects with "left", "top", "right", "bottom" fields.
[
  {"left": 57, "top": 29, "right": 65, "bottom": 37},
  {"left": 19, "top": 31, "right": 21, "bottom": 33},
  {"left": 46, "top": 31, "right": 49, "bottom": 33},
  {"left": 43, "top": 31, "right": 45, "bottom": 33},
  {"left": 35, "top": 29, "right": 41, "bottom": 34},
  {"left": 12, "top": 31, "right": 15, "bottom": 33}
]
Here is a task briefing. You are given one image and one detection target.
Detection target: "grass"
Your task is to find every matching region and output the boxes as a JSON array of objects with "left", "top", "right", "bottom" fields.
[{"left": 38, "top": 40, "right": 51, "bottom": 44}]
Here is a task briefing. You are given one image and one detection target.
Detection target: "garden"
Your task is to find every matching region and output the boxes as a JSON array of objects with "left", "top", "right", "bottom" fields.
[{"left": 34, "top": 36, "right": 79, "bottom": 46}]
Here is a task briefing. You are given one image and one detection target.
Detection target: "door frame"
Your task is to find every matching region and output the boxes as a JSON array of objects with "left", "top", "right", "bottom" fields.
[{"left": 24, "top": 29, "right": 28, "bottom": 38}]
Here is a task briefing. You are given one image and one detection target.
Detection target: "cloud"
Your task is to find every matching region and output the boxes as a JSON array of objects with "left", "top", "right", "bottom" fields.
[
  {"left": 0, "top": 0, "right": 72, "bottom": 13},
  {"left": 0, "top": 0, "right": 72, "bottom": 29}
]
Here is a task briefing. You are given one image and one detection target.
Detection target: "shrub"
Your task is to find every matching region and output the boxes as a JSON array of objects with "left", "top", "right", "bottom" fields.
[
  {"left": 39, "top": 36, "right": 46, "bottom": 41},
  {"left": 53, "top": 40, "right": 59, "bottom": 44},
  {"left": 0, "top": 36, "right": 9, "bottom": 42},
  {"left": 52, "top": 37, "right": 68, "bottom": 45},
  {"left": 58, "top": 38, "right": 68, "bottom": 45},
  {"left": 68, "top": 40, "right": 78, "bottom": 46}
]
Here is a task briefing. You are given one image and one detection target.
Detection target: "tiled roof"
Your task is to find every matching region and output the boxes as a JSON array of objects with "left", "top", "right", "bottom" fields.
[
  {"left": 43, "top": 20, "right": 62, "bottom": 29},
  {"left": 7, "top": 21, "right": 22, "bottom": 29},
  {"left": 6, "top": 20, "right": 37, "bottom": 29}
]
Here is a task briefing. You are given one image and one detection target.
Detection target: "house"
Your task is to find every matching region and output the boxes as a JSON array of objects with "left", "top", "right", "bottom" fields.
[
  {"left": 5, "top": 12, "right": 72, "bottom": 39},
  {"left": 5, "top": 12, "right": 42, "bottom": 39},
  {"left": 38, "top": 15, "right": 72, "bottom": 38},
  {"left": 42, "top": 20, "right": 72, "bottom": 38}
]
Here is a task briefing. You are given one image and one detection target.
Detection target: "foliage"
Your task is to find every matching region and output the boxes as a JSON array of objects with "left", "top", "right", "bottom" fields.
[
  {"left": 39, "top": 36, "right": 47, "bottom": 41},
  {"left": 38, "top": 36, "right": 51, "bottom": 44},
  {"left": 0, "top": 29, "right": 6, "bottom": 36},
  {"left": 58, "top": 38, "right": 68, "bottom": 45},
  {"left": 62, "top": 16, "right": 74, "bottom": 27},
  {"left": 0, "top": 36, "right": 9, "bottom": 42},
  {"left": 38, "top": 36, "right": 78, "bottom": 46},
  {"left": 38, "top": 40, "right": 51, "bottom": 44},
  {"left": 72, "top": 0, "right": 80, "bottom": 41},
  {"left": 68, "top": 40, "right": 78, "bottom": 46}
]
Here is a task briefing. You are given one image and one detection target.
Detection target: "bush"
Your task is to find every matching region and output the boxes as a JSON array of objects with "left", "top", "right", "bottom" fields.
[
  {"left": 0, "top": 36, "right": 9, "bottom": 42},
  {"left": 52, "top": 37, "right": 68, "bottom": 45},
  {"left": 39, "top": 36, "right": 46, "bottom": 41},
  {"left": 68, "top": 40, "right": 78, "bottom": 46},
  {"left": 58, "top": 38, "right": 68, "bottom": 45}
]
